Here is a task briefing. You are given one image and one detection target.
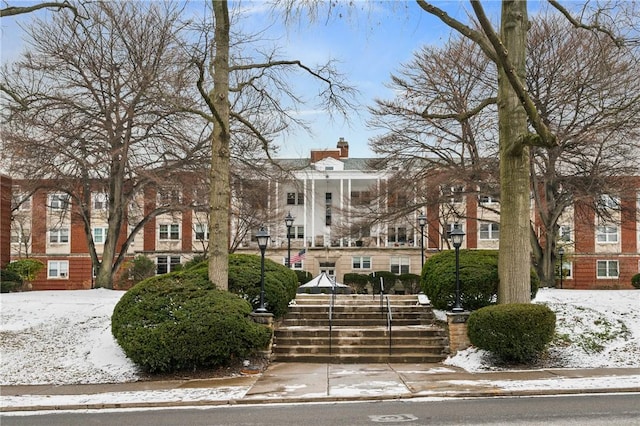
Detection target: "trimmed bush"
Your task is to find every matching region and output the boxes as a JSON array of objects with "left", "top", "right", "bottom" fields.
[
  {"left": 368, "top": 271, "right": 397, "bottom": 294},
  {"left": 422, "top": 250, "right": 539, "bottom": 311},
  {"left": 467, "top": 303, "right": 556, "bottom": 363},
  {"left": 228, "top": 254, "right": 298, "bottom": 318},
  {"left": 0, "top": 269, "right": 23, "bottom": 293},
  {"left": 398, "top": 273, "right": 421, "bottom": 294},
  {"left": 6, "top": 259, "right": 45, "bottom": 282},
  {"left": 631, "top": 273, "right": 640, "bottom": 289},
  {"left": 294, "top": 269, "right": 313, "bottom": 285},
  {"left": 111, "top": 270, "right": 272, "bottom": 373},
  {"left": 343, "top": 273, "right": 370, "bottom": 293}
]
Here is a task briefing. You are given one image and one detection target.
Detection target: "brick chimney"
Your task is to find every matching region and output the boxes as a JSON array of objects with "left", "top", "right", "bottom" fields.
[{"left": 337, "top": 137, "right": 349, "bottom": 158}]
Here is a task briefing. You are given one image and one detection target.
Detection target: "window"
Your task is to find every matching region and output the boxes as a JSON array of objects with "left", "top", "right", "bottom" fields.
[
  {"left": 158, "top": 188, "right": 182, "bottom": 205},
  {"left": 12, "top": 191, "right": 31, "bottom": 210},
  {"left": 157, "top": 256, "right": 181, "bottom": 274},
  {"left": 93, "top": 193, "right": 108, "bottom": 210},
  {"left": 49, "top": 228, "right": 69, "bottom": 244},
  {"left": 159, "top": 224, "right": 180, "bottom": 240},
  {"left": 292, "top": 225, "right": 304, "bottom": 239},
  {"left": 479, "top": 223, "right": 499, "bottom": 240},
  {"left": 11, "top": 231, "right": 27, "bottom": 244},
  {"left": 194, "top": 223, "right": 209, "bottom": 241},
  {"left": 560, "top": 261, "right": 572, "bottom": 278},
  {"left": 441, "top": 185, "right": 464, "bottom": 204},
  {"left": 325, "top": 206, "right": 332, "bottom": 226},
  {"left": 352, "top": 256, "right": 371, "bottom": 270},
  {"left": 286, "top": 192, "right": 304, "bottom": 205},
  {"left": 390, "top": 256, "right": 410, "bottom": 274},
  {"left": 478, "top": 195, "right": 498, "bottom": 204},
  {"left": 442, "top": 222, "right": 464, "bottom": 241},
  {"left": 92, "top": 227, "right": 108, "bottom": 244},
  {"left": 48, "top": 260, "right": 69, "bottom": 279},
  {"left": 319, "top": 261, "right": 335, "bottom": 277},
  {"left": 49, "top": 193, "right": 70, "bottom": 210},
  {"left": 388, "top": 226, "right": 407, "bottom": 244},
  {"left": 351, "top": 191, "right": 371, "bottom": 206},
  {"left": 559, "top": 225, "right": 572, "bottom": 242},
  {"left": 597, "top": 260, "right": 619, "bottom": 278},
  {"left": 599, "top": 194, "right": 620, "bottom": 210},
  {"left": 596, "top": 225, "right": 618, "bottom": 243},
  {"left": 325, "top": 166, "right": 334, "bottom": 171},
  {"left": 325, "top": 192, "right": 332, "bottom": 204}
]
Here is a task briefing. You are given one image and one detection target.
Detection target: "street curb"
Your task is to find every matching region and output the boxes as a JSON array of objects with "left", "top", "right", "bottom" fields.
[{"left": 3, "top": 386, "right": 640, "bottom": 413}]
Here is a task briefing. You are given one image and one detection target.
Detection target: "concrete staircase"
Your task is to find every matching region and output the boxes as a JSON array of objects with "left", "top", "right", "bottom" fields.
[{"left": 272, "top": 294, "right": 449, "bottom": 363}]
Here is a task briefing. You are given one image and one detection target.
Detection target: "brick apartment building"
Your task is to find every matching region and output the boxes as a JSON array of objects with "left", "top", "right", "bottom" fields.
[{"left": 3, "top": 139, "right": 639, "bottom": 290}]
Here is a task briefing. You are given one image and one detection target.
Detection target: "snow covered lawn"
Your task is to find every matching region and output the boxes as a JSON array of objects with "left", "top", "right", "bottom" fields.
[{"left": 1, "top": 288, "right": 639, "bottom": 386}]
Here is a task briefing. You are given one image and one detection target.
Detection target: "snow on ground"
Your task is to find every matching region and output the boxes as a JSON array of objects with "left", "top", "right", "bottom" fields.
[
  {"left": 445, "top": 289, "right": 640, "bottom": 372},
  {"left": 0, "top": 288, "right": 639, "bottom": 387}
]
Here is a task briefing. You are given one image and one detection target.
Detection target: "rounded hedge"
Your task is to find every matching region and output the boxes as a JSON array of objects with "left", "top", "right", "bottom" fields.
[
  {"left": 467, "top": 303, "right": 556, "bottom": 363},
  {"left": 0, "top": 269, "right": 23, "bottom": 293},
  {"left": 228, "top": 254, "right": 298, "bottom": 318},
  {"left": 421, "top": 250, "right": 539, "bottom": 311},
  {"left": 294, "top": 269, "right": 313, "bottom": 285},
  {"left": 111, "top": 270, "right": 272, "bottom": 373},
  {"left": 343, "top": 273, "right": 369, "bottom": 293},
  {"left": 631, "top": 273, "right": 640, "bottom": 289}
]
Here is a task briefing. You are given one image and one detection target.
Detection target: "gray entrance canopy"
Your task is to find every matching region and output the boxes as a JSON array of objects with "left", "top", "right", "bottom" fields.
[{"left": 296, "top": 272, "right": 351, "bottom": 294}]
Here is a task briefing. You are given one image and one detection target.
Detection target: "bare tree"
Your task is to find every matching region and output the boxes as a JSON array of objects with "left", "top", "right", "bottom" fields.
[
  {"left": 0, "top": 1, "right": 82, "bottom": 18},
  {"left": 184, "top": 1, "right": 357, "bottom": 290},
  {"left": 1, "top": 2, "right": 209, "bottom": 288},
  {"left": 371, "top": 4, "right": 640, "bottom": 292}
]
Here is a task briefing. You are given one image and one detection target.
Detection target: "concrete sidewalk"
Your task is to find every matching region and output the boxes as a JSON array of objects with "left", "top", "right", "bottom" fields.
[{"left": 2, "top": 363, "right": 640, "bottom": 412}]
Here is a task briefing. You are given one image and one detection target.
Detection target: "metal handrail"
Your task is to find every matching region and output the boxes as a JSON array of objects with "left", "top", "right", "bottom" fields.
[
  {"left": 328, "top": 276, "right": 336, "bottom": 356},
  {"left": 385, "top": 296, "right": 393, "bottom": 355}
]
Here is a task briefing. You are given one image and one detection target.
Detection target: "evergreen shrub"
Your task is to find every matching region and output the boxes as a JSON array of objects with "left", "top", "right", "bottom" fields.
[
  {"left": 631, "top": 273, "right": 640, "bottom": 289},
  {"left": 0, "top": 269, "right": 23, "bottom": 293},
  {"left": 368, "top": 271, "right": 397, "bottom": 293},
  {"left": 227, "top": 254, "right": 298, "bottom": 318},
  {"left": 111, "top": 270, "right": 271, "bottom": 373},
  {"left": 398, "top": 273, "right": 421, "bottom": 294},
  {"left": 467, "top": 303, "right": 556, "bottom": 363},
  {"left": 343, "top": 273, "right": 370, "bottom": 293},
  {"left": 294, "top": 269, "right": 313, "bottom": 285},
  {"left": 421, "top": 250, "right": 539, "bottom": 310}
]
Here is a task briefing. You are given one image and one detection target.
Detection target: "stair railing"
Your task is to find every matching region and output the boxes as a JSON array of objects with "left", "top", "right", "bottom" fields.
[
  {"left": 379, "top": 276, "right": 384, "bottom": 315},
  {"left": 385, "top": 295, "right": 393, "bottom": 355},
  {"left": 328, "top": 275, "right": 336, "bottom": 356}
]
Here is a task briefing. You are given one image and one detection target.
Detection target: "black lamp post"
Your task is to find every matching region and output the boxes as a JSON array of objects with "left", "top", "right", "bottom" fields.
[
  {"left": 284, "top": 212, "right": 294, "bottom": 268},
  {"left": 450, "top": 225, "right": 465, "bottom": 313},
  {"left": 255, "top": 226, "right": 270, "bottom": 313},
  {"left": 417, "top": 211, "right": 427, "bottom": 268},
  {"left": 558, "top": 247, "right": 565, "bottom": 289}
]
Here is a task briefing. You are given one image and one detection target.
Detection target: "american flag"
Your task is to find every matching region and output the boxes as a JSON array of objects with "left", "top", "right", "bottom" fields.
[{"left": 290, "top": 249, "right": 306, "bottom": 264}]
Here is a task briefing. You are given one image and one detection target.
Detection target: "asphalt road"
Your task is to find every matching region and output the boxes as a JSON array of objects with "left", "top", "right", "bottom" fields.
[{"left": 2, "top": 393, "right": 639, "bottom": 425}]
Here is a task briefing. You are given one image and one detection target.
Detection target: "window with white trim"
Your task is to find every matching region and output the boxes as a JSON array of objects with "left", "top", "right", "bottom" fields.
[
  {"left": 157, "top": 188, "right": 182, "bottom": 205},
  {"left": 159, "top": 224, "right": 180, "bottom": 240},
  {"left": 157, "top": 256, "right": 181, "bottom": 274},
  {"left": 441, "top": 185, "right": 464, "bottom": 204},
  {"left": 293, "top": 225, "right": 304, "bottom": 239},
  {"left": 93, "top": 227, "right": 108, "bottom": 244},
  {"left": 286, "top": 192, "right": 304, "bottom": 205},
  {"left": 12, "top": 191, "right": 31, "bottom": 210},
  {"left": 390, "top": 256, "right": 410, "bottom": 274},
  {"left": 194, "top": 223, "right": 209, "bottom": 241},
  {"left": 352, "top": 256, "right": 371, "bottom": 270},
  {"left": 49, "top": 228, "right": 69, "bottom": 243},
  {"left": 388, "top": 226, "right": 407, "bottom": 244},
  {"left": 597, "top": 260, "right": 619, "bottom": 278},
  {"left": 559, "top": 225, "right": 572, "bottom": 242},
  {"left": 49, "top": 193, "right": 70, "bottom": 210},
  {"left": 93, "top": 193, "right": 108, "bottom": 210},
  {"left": 560, "top": 261, "right": 572, "bottom": 278},
  {"left": 599, "top": 194, "right": 620, "bottom": 210},
  {"left": 596, "top": 225, "right": 618, "bottom": 243},
  {"left": 478, "top": 195, "right": 498, "bottom": 205},
  {"left": 479, "top": 222, "right": 500, "bottom": 240},
  {"left": 48, "top": 260, "right": 69, "bottom": 278}
]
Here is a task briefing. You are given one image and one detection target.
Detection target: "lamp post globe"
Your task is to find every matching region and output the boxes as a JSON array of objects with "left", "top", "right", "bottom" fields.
[
  {"left": 284, "top": 212, "right": 294, "bottom": 268},
  {"left": 417, "top": 212, "right": 427, "bottom": 268},
  {"left": 450, "top": 225, "right": 465, "bottom": 313},
  {"left": 255, "top": 226, "right": 270, "bottom": 313}
]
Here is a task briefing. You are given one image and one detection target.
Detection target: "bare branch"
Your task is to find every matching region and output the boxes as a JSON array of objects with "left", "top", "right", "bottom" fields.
[{"left": 548, "top": 0, "right": 625, "bottom": 46}]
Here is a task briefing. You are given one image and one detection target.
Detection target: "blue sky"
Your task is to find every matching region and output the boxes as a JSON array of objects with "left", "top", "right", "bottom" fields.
[{"left": 1, "top": 1, "right": 510, "bottom": 159}]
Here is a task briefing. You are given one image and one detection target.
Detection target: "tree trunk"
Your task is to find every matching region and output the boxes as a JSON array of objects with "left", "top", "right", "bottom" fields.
[
  {"left": 497, "top": 0, "right": 531, "bottom": 304},
  {"left": 208, "top": 0, "right": 231, "bottom": 290}
]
